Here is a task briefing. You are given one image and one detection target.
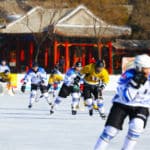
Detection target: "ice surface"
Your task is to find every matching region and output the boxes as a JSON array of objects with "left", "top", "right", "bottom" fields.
[{"left": 0, "top": 91, "right": 149, "bottom": 150}]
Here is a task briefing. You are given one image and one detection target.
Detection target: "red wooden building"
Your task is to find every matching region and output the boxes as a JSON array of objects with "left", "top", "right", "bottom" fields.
[{"left": 0, "top": 5, "right": 131, "bottom": 73}]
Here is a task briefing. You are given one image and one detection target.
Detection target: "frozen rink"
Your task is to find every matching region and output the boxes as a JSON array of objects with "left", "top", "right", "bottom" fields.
[{"left": 0, "top": 91, "right": 149, "bottom": 150}]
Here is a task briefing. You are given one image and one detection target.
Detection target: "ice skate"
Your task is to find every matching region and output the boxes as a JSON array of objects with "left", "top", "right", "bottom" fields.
[
  {"left": 89, "top": 109, "right": 93, "bottom": 116},
  {"left": 72, "top": 110, "right": 77, "bottom": 115},
  {"left": 28, "top": 104, "right": 32, "bottom": 109}
]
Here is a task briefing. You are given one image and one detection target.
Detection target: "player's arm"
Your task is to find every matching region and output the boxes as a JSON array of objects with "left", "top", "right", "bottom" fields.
[
  {"left": 0, "top": 73, "right": 6, "bottom": 82},
  {"left": 39, "top": 68, "right": 47, "bottom": 84},
  {"left": 56, "top": 74, "right": 63, "bottom": 82},
  {"left": 47, "top": 75, "right": 54, "bottom": 90},
  {"left": 21, "top": 70, "right": 32, "bottom": 93},
  {"left": 7, "top": 74, "right": 13, "bottom": 89},
  {"left": 119, "top": 70, "right": 147, "bottom": 102},
  {"left": 100, "top": 69, "right": 109, "bottom": 89},
  {"left": 80, "top": 64, "right": 90, "bottom": 75}
]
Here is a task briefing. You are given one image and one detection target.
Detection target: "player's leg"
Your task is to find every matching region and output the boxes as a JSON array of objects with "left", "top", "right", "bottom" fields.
[
  {"left": 40, "top": 85, "right": 52, "bottom": 105},
  {"left": 94, "top": 102, "right": 127, "bottom": 150},
  {"left": 121, "top": 107, "right": 149, "bottom": 150},
  {"left": 53, "top": 83, "right": 59, "bottom": 98},
  {"left": 71, "top": 92, "right": 80, "bottom": 115},
  {"left": 0, "top": 82, "right": 6, "bottom": 96},
  {"left": 50, "top": 84, "right": 71, "bottom": 114},
  {"left": 94, "top": 126, "right": 119, "bottom": 150},
  {"left": 93, "top": 88, "right": 106, "bottom": 119},
  {"left": 29, "top": 90, "right": 37, "bottom": 108},
  {"left": 7, "top": 83, "right": 14, "bottom": 96},
  {"left": 28, "top": 84, "right": 38, "bottom": 108},
  {"left": 83, "top": 84, "right": 93, "bottom": 116}
]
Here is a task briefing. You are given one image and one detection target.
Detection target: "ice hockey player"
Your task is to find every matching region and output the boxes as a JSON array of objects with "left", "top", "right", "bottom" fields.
[
  {"left": 50, "top": 62, "right": 82, "bottom": 115},
  {"left": 21, "top": 62, "right": 51, "bottom": 108},
  {"left": 47, "top": 68, "right": 63, "bottom": 97},
  {"left": 94, "top": 54, "right": 150, "bottom": 150},
  {"left": 0, "top": 60, "right": 10, "bottom": 73},
  {"left": 0, "top": 70, "right": 14, "bottom": 96},
  {"left": 80, "top": 60, "right": 109, "bottom": 119}
]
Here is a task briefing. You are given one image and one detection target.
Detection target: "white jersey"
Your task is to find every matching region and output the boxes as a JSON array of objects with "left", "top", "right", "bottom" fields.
[
  {"left": 113, "top": 69, "right": 150, "bottom": 108},
  {"left": 63, "top": 68, "right": 80, "bottom": 86},
  {"left": 0, "top": 65, "right": 10, "bottom": 73},
  {"left": 23, "top": 67, "right": 47, "bottom": 85}
]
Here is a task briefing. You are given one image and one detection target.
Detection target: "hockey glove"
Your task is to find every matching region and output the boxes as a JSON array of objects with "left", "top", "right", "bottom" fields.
[
  {"left": 129, "top": 71, "right": 147, "bottom": 89},
  {"left": 21, "top": 83, "right": 26, "bottom": 93},
  {"left": 98, "top": 84, "right": 106, "bottom": 90},
  {"left": 74, "top": 75, "right": 81, "bottom": 85},
  {"left": 72, "top": 84, "right": 80, "bottom": 92},
  {"left": 0, "top": 78, "right": 6, "bottom": 83},
  {"left": 47, "top": 84, "right": 52, "bottom": 90}
]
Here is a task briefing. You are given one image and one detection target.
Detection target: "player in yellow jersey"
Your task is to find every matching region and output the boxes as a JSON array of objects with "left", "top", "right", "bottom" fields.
[
  {"left": 80, "top": 60, "right": 109, "bottom": 119},
  {"left": 47, "top": 69, "right": 63, "bottom": 97},
  {"left": 0, "top": 70, "right": 14, "bottom": 96}
]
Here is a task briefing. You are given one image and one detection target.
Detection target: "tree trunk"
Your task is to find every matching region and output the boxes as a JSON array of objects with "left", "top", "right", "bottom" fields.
[{"left": 34, "top": 45, "right": 40, "bottom": 63}]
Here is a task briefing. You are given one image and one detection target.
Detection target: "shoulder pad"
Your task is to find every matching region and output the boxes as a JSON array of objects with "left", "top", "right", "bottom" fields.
[
  {"left": 119, "top": 69, "right": 135, "bottom": 84},
  {"left": 38, "top": 67, "right": 46, "bottom": 73},
  {"left": 66, "top": 68, "right": 75, "bottom": 76}
]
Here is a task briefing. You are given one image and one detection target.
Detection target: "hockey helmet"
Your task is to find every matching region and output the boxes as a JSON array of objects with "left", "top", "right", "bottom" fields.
[
  {"left": 75, "top": 61, "right": 82, "bottom": 68},
  {"left": 1, "top": 60, "right": 6, "bottom": 65},
  {"left": 134, "top": 54, "right": 150, "bottom": 71},
  {"left": 95, "top": 60, "right": 104, "bottom": 68},
  {"left": 51, "top": 68, "right": 58, "bottom": 74},
  {"left": 4, "top": 69, "right": 10, "bottom": 75},
  {"left": 32, "top": 62, "right": 39, "bottom": 68}
]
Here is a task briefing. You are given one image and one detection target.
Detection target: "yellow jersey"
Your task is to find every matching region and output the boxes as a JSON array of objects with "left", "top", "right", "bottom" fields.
[
  {"left": 0, "top": 72, "right": 13, "bottom": 83},
  {"left": 48, "top": 74, "right": 63, "bottom": 84},
  {"left": 0, "top": 72, "right": 13, "bottom": 89},
  {"left": 80, "top": 63, "right": 109, "bottom": 85}
]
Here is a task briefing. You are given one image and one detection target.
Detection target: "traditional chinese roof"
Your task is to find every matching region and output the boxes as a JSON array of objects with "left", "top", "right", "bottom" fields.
[
  {"left": 0, "top": 5, "right": 131, "bottom": 38},
  {"left": 113, "top": 39, "right": 150, "bottom": 50}
]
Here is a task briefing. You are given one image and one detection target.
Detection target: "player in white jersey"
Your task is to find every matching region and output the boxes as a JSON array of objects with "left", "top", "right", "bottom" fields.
[
  {"left": 94, "top": 54, "right": 150, "bottom": 150},
  {"left": 0, "top": 60, "right": 10, "bottom": 73},
  {"left": 50, "top": 62, "right": 82, "bottom": 115},
  {"left": 21, "top": 62, "right": 51, "bottom": 108}
]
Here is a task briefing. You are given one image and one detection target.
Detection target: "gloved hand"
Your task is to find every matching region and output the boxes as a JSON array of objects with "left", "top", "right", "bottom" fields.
[
  {"left": 99, "top": 84, "right": 105, "bottom": 90},
  {"left": 47, "top": 84, "right": 52, "bottom": 90},
  {"left": 72, "top": 84, "right": 80, "bottom": 92},
  {"left": 0, "top": 78, "right": 6, "bottom": 82},
  {"left": 74, "top": 75, "right": 81, "bottom": 85},
  {"left": 97, "top": 83, "right": 106, "bottom": 91},
  {"left": 40, "top": 80, "right": 45, "bottom": 86},
  {"left": 21, "top": 83, "right": 26, "bottom": 93},
  {"left": 129, "top": 71, "right": 147, "bottom": 89}
]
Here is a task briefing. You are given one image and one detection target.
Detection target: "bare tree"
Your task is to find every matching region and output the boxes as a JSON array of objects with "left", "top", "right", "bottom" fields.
[
  {"left": 89, "top": 1, "right": 129, "bottom": 58},
  {"left": 21, "top": 0, "right": 64, "bottom": 62}
]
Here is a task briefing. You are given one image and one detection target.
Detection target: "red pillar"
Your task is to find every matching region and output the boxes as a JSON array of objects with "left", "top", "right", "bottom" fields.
[
  {"left": 20, "top": 49, "right": 25, "bottom": 62},
  {"left": 45, "top": 48, "right": 48, "bottom": 68},
  {"left": 29, "top": 41, "right": 34, "bottom": 67},
  {"left": 54, "top": 40, "right": 58, "bottom": 66},
  {"left": 108, "top": 42, "right": 113, "bottom": 74},
  {"left": 65, "top": 41, "right": 69, "bottom": 71}
]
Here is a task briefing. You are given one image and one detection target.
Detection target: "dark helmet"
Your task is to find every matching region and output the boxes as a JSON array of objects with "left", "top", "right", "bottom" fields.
[
  {"left": 75, "top": 61, "right": 82, "bottom": 67},
  {"left": 1, "top": 59, "right": 6, "bottom": 64},
  {"left": 51, "top": 68, "right": 58, "bottom": 74},
  {"left": 32, "top": 62, "right": 39, "bottom": 68},
  {"left": 4, "top": 69, "right": 10, "bottom": 75},
  {"left": 95, "top": 60, "right": 104, "bottom": 68}
]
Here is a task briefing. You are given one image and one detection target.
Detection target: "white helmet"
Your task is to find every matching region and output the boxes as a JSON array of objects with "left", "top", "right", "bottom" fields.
[{"left": 134, "top": 54, "right": 150, "bottom": 71}]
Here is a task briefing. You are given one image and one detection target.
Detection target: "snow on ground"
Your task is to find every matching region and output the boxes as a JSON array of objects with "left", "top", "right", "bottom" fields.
[{"left": 0, "top": 91, "right": 149, "bottom": 150}]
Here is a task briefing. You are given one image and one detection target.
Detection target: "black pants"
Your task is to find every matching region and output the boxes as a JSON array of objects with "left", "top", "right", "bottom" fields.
[
  {"left": 83, "top": 83, "right": 102, "bottom": 100},
  {"left": 31, "top": 84, "right": 48, "bottom": 93},
  {"left": 58, "top": 84, "right": 73, "bottom": 98},
  {"left": 106, "top": 102, "right": 149, "bottom": 130}
]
